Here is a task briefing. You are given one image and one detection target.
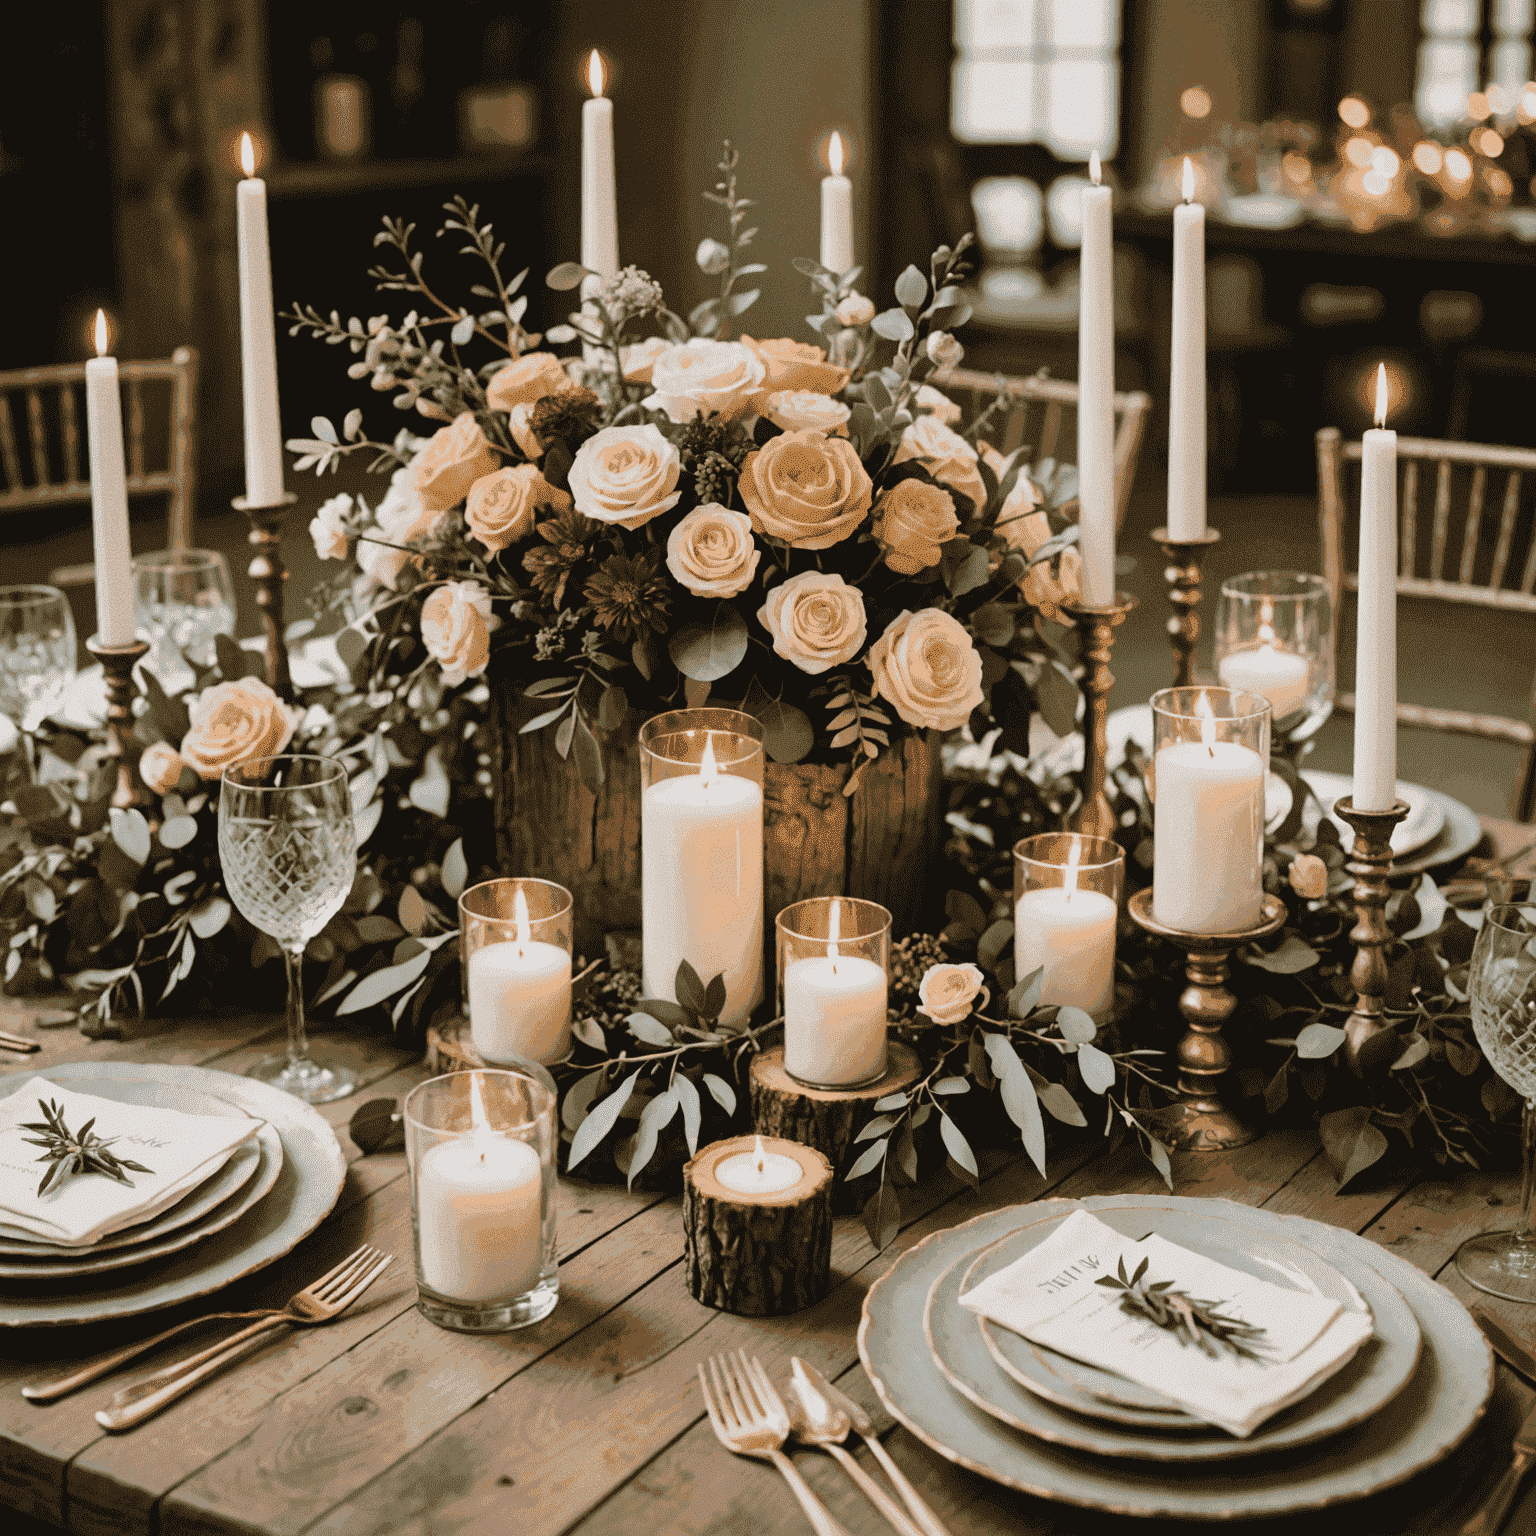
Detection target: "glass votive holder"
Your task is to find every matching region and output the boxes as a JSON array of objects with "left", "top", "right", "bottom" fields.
[
  {"left": 1150, "top": 686, "right": 1270, "bottom": 936},
  {"left": 776, "top": 897, "right": 891, "bottom": 1089},
  {"left": 638, "top": 708, "right": 765, "bottom": 1028},
  {"left": 459, "top": 878, "right": 573, "bottom": 1066},
  {"left": 1214, "top": 571, "right": 1333, "bottom": 741},
  {"left": 404, "top": 1067, "right": 558, "bottom": 1333},
  {"left": 1013, "top": 833, "right": 1123, "bottom": 1016}
]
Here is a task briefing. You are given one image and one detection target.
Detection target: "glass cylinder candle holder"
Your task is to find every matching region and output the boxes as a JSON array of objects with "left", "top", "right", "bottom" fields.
[
  {"left": 639, "top": 708, "right": 765, "bottom": 1028},
  {"left": 459, "top": 878, "right": 573, "bottom": 1066},
  {"left": 404, "top": 1067, "right": 558, "bottom": 1333},
  {"left": 1150, "top": 686, "right": 1270, "bottom": 936},
  {"left": 1214, "top": 571, "right": 1333, "bottom": 742},
  {"left": 777, "top": 897, "right": 891, "bottom": 1089},
  {"left": 1013, "top": 833, "right": 1123, "bottom": 1016}
]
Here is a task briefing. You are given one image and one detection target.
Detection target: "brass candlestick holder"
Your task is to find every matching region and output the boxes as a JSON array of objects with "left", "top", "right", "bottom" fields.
[
  {"left": 234, "top": 491, "right": 298, "bottom": 700},
  {"left": 1149, "top": 526, "right": 1221, "bottom": 687},
  {"left": 1333, "top": 795, "right": 1412, "bottom": 1075},
  {"left": 1128, "top": 887, "right": 1287, "bottom": 1151},
  {"left": 85, "top": 636, "right": 151, "bottom": 809},
  {"left": 1063, "top": 592, "right": 1138, "bottom": 839}
]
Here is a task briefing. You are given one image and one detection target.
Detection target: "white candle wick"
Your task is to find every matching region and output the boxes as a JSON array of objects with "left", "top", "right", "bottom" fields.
[
  {"left": 240, "top": 131, "right": 255, "bottom": 179},
  {"left": 1197, "top": 691, "right": 1217, "bottom": 755},
  {"left": 1090, "top": 150, "right": 1102, "bottom": 187},
  {"left": 94, "top": 309, "right": 109, "bottom": 358},
  {"left": 587, "top": 48, "right": 605, "bottom": 99},
  {"left": 513, "top": 886, "right": 531, "bottom": 958},
  {"left": 753, "top": 1134, "right": 766, "bottom": 1176},
  {"left": 829, "top": 130, "right": 845, "bottom": 177},
  {"left": 1374, "top": 362, "right": 1389, "bottom": 428},
  {"left": 469, "top": 1071, "right": 496, "bottom": 1158},
  {"left": 1182, "top": 156, "right": 1195, "bottom": 204},
  {"left": 1064, "top": 838, "right": 1082, "bottom": 903}
]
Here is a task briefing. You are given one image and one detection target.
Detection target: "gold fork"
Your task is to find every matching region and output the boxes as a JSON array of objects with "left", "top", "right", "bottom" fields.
[{"left": 94, "top": 1244, "right": 392, "bottom": 1432}]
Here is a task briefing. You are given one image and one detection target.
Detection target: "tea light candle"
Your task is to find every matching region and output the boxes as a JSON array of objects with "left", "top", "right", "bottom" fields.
[
  {"left": 467, "top": 887, "right": 572, "bottom": 1065},
  {"left": 415, "top": 1075, "right": 543, "bottom": 1303},
  {"left": 783, "top": 900, "right": 887, "bottom": 1088},
  {"left": 713, "top": 1134, "right": 806, "bottom": 1195},
  {"left": 1015, "top": 839, "right": 1118, "bottom": 1013}
]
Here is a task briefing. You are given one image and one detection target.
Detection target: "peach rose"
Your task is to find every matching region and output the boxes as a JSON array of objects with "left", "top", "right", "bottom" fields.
[
  {"left": 179, "top": 677, "right": 298, "bottom": 781},
  {"left": 411, "top": 412, "right": 499, "bottom": 513},
  {"left": 871, "top": 480, "right": 959, "bottom": 575},
  {"left": 507, "top": 402, "right": 543, "bottom": 459},
  {"left": 893, "top": 414, "right": 988, "bottom": 513},
  {"left": 1020, "top": 547, "right": 1082, "bottom": 622},
  {"left": 665, "top": 504, "right": 761, "bottom": 598},
  {"left": 916, "top": 384, "right": 963, "bottom": 426},
  {"left": 757, "top": 571, "right": 867, "bottom": 675},
  {"left": 738, "top": 430, "right": 873, "bottom": 550},
  {"left": 139, "top": 741, "right": 187, "bottom": 796},
  {"left": 465, "top": 465, "right": 570, "bottom": 553},
  {"left": 620, "top": 336, "right": 671, "bottom": 383},
  {"left": 1289, "top": 853, "right": 1328, "bottom": 900},
  {"left": 642, "top": 339, "right": 765, "bottom": 423},
  {"left": 486, "top": 352, "right": 569, "bottom": 413},
  {"left": 867, "top": 608, "right": 984, "bottom": 732},
  {"left": 998, "top": 492, "right": 1081, "bottom": 620},
  {"left": 567, "top": 424, "right": 683, "bottom": 531},
  {"left": 741, "top": 336, "right": 851, "bottom": 406},
  {"left": 762, "top": 390, "right": 850, "bottom": 435},
  {"left": 917, "top": 963, "right": 990, "bottom": 1025},
  {"left": 309, "top": 493, "right": 350, "bottom": 561},
  {"left": 421, "top": 580, "right": 495, "bottom": 687}
]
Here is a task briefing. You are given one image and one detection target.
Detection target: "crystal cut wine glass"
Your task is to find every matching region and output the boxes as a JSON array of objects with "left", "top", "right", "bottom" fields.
[
  {"left": 132, "top": 549, "right": 237, "bottom": 673},
  {"left": 0, "top": 584, "right": 77, "bottom": 735},
  {"left": 218, "top": 753, "right": 357, "bottom": 1104},
  {"left": 1456, "top": 903, "right": 1536, "bottom": 1302}
]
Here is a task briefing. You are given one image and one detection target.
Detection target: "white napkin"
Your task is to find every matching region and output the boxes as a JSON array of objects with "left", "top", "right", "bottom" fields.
[
  {"left": 0, "top": 1077, "right": 262, "bottom": 1247},
  {"left": 959, "top": 1210, "right": 1375, "bottom": 1437}
]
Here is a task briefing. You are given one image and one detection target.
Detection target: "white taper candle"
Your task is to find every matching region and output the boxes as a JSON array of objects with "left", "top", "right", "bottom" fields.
[
  {"left": 820, "top": 131, "right": 855, "bottom": 275},
  {"left": 1077, "top": 153, "right": 1116, "bottom": 607},
  {"left": 84, "top": 311, "right": 136, "bottom": 648},
  {"left": 235, "top": 134, "right": 285, "bottom": 507},
  {"left": 1353, "top": 364, "right": 1398, "bottom": 812},
  {"left": 1168, "top": 158, "right": 1206, "bottom": 540},
  {"left": 581, "top": 51, "right": 619, "bottom": 283}
]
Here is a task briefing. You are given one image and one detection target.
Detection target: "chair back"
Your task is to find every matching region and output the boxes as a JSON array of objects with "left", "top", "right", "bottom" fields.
[
  {"left": 933, "top": 367, "right": 1151, "bottom": 532},
  {"left": 1315, "top": 425, "right": 1536, "bottom": 820},
  {"left": 0, "top": 347, "right": 198, "bottom": 550}
]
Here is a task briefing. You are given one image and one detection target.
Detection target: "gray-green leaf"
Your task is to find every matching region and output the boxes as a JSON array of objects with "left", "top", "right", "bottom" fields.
[{"left": 567, "top": 1070, "right": 639, "bottom": 1172}]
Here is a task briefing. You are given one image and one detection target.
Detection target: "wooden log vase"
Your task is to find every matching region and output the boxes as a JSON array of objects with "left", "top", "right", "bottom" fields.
[{"left": 682, "top": 1136, "right": 833, "bottom": 1316}]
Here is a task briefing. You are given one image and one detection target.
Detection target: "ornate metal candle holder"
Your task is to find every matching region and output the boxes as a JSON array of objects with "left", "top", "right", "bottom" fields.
[
  {"left": 85, "top": 636, "right": 151, "bottom": 809},
  {"left": 234, "top": 491, "right": 298, "bottom": 700},
  {"left": 1062, "top": 592, "right": 1138, "bottom": 839},
  {"left": 1332, "top": 795, "right": 1412, "bottom": 1074},
  {"left": 1128, "top": 887, "right": 1287, "bottom": 1152},
  {"left": 1149, "top": 526, "right": 1221, "bottom": 687}
]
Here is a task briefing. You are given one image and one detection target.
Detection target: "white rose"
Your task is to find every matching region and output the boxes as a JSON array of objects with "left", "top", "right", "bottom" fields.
[
  {"left": 893, "top": 414, "right": 988, "bottom": 513},
  {"left": 757, "top": 571, "right": 867, "bottom": 675},
  {"left": 867, "top": 608, "right": 984, "bottom": 732},
  {"left": 421, "top": 580, "right": 496, "bottom": 687},
  {"left": 665, "top": 505, "right": 762, "bottom": 598},
  {"left": 926, "top": 331, "right": 965, "bottom": 368},
  {"left": 309, "top": 494, "right": 351, "bottom": 561},
  {"left": 620, "top": 336, "right": 671, "bottom": 383},
  {"left": 917, "top": 963, "right": 990, "bottom": 1025},
  {"left": 507, "top": 401, "right": 543, "bottom": 458},
  {"left": 643, "top": 338, "right": 766, "bottom": 422},
  {"left": 762, "top": 390, "right": 851, "bottom": 435},
  {"left": 914, "top": 384, "right": 962, "bottom": 426},
  {"left": 834, "top": 292, "right": 876, "bottom": 326},
  {"left": 567, "top": 424, "right": 683, "bottom": 530},
  {"left": 357, "top": 467, "right": 441, "bottom": 590}
]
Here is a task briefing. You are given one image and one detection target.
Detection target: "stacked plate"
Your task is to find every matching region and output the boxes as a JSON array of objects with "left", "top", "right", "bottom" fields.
[
  {"left": 0, "top": 1063, "right": 348, "bottom": 1327},
  {"left": 860, "top": 1194, "right": 1495, "bottom": 1521}
]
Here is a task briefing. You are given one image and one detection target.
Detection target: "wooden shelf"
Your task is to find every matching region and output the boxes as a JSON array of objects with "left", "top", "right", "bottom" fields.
[{"left": 266, "top": 151, "right": 552, "bottom": 200}]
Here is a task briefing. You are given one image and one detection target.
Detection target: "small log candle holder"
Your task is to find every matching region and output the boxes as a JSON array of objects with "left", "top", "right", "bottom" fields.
[
  {"left": 1062, "top": 593, "right": 1138, "bottom": 839},
  {"left": 1149, "top": 526, "right": 1221, "bottom": 687},
  {"left": 683, "top": 1135, "right": 833, "bottom": 1316}
]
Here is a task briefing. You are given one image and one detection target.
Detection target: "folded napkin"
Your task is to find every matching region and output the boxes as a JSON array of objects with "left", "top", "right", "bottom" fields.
[
  {"left": 958, "top": 1209, "right": 1375, "bottom": 1437},
  {"left": 0, "top": 1077, "right": 262, "bottom": 1247}
]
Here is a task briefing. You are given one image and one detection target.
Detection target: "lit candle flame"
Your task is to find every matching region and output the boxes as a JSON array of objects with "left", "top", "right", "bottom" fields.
[
  {"left": 1090, "top": 150, "right": 1102, "bottom": 187},
  {"left": 1181, "top": 156, "right": 1195, "bottom": 203},
  {"left": 1064, "top": 837, "right": 1082, "bottom": 902},
  {"left": 587, "top": 49, "right": 605, "bottom": 98},
  {"left": 828, "top": 898, "right": 841, "bottom": 968},
  {"left": 1259, "top": 596, "right": 1275, "bottom": 647},
  {"left": 829, "top": 130, "right": 845, "bottom": 177},
  {"left": 93, "top": 309, "right": 109, "bottom": 359},
  {"left": 699, "top": 734, "right": 717, "bottom": 790},
  {"left": 1196, "top": 690, "right": 1216, "bottom": 753},
  {"left": 1373, "top": 363, "right": 1389, "bottom": 428},
  {"left": 240, "top": 131, "right": 256, "bottom": 179},
  {"left": 753, "top": 1134, "right": 766, "bottom": 1175},
  {"left": 513, "top": 885, "right": 531, "bottom": 954}
]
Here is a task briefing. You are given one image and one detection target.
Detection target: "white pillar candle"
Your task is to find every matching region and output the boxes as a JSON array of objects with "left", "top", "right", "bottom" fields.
[
  {"left": 84, "top": 311, "right": 136, "bottom": 648},
  {"left": 1167, "top": 159, "right": 1206, "bottom": 541},
  {"left": 581, "top": 51, "right": 619, "bottom": 283},
  {"left": 1354, "top": 364, "right": 1398, "bottom": 812},
  {"left": 820, "top": 131, "right": 855, "bottom": 275},
  {"left": 714, "top": 1134, "right": 806, "bottom": 1195},
  {"left": 1015, "top": 887, "right": 1118, "bottom": 1013},
  {"left": 468, "top": 943, "right": 572, "bottom": 1065},
  {"left": 642, "top": 741, "right": 764, "bottom": 1028},
  {"left": 1153, "top": 701, "right": 1265, "bottom": 933},
  {"left": 783, "top": 902, "right": 887, "bottom": 1085},
  {"left": 1077, "top": 153, "right": 1116, "bottom": 607},
  {"left": 236, "top": 135, "right": 285, "bottom": 508},
  {"left": 415, "top": 1082, "right": 543, "bottom": 1303},
  {"left": 1217, "top": 645, "right": 1310, "bottom": 721}
]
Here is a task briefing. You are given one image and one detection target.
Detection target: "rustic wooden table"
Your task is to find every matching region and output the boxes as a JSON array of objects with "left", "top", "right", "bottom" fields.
[{"left": 2, "top": 821, "right": 1533, "bottom": 1536}]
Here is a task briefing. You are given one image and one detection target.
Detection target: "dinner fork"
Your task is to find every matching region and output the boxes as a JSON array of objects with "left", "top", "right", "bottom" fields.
[
  {"left": 94, "top": 1244, "right": 392, "bottom": 1432},
  {"left": 698, "top": 1350, "right": 851, "bottom": 1536}
]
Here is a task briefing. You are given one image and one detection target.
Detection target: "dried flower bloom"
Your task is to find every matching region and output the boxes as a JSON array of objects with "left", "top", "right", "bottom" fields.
[{"left": 584, "top": 551, "right": 672, "bottom": 641}]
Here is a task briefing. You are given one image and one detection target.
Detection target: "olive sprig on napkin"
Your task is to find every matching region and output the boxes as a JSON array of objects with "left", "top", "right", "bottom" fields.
[
  {"left": 1096, "top": 1255, "right": 1272, "bottom": 1363},
  {"left": 19, "top": 1098, "right": 155, "bottom": 1197}
]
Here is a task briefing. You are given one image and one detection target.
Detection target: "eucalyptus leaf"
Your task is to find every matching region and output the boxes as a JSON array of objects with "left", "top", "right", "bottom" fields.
[
  {"left": 626, "top": 1012, "right": 676, "bottom": 1047},
  {"left": 1245, "top": 935, "right": 1321, "bottom": 974},
  {"left": 674, "top": 1074, "right": 702, "bottom": 1155},
  {"left": 1320, "top": 1104, "right": 1389, "bottom": 1188},
  {"left": 1056, "top": 1006, "right": 1097, "bottom": 1044},
  {"left": 846, "top": 1137, "right": 888, "bottom": 1180},
  {"left": 1077, "top": 1041, "right": 1117, "bottom": 1095},
  {"left": 1296, "top": 1021, "right": 1348, "bottom": 1059},
  {"left": 335, "top": 947, "right": 433, "bottom": 1015},
  {"left": 702, "top": 1073, "right": 736, "bottom": 1117},
  {"left": 669, "top": 602, "right": 748, "bottom": 682},
  {"left": 567, "top": 1070, "right": 639, "bottom": 1172},
  {"left": 348, "top": 1098, "right": 404, "bottom": 1155},
  {"left": 938, "top": 1110, "right": 978, "bottom": 1183},
  {"left": 863, "top": 1180, "right": 901, "bottom": 1251},
  {"left": 440, "top": 839, "right": 468, "bottom": 900},
  {"left": 871, "top": 308, "right": 915, "bottom": 342},
  {"left": 629, "top": 1088, "right": 679, "bottom": 1189}
]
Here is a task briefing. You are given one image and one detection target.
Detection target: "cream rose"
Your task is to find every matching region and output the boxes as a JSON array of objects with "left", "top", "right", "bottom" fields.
[
  {"left": 411, "top": 412, "right": 499, "bottom": 513},
  {"left": 465, "top": 465, "right": 570, "bottom": 553},
  {"left": 757, "top": 571, "right": 867, "bottom": 675},
  {"left": 179, "top": 677, "right": 298, "bottom": 781},
  {"left": 926, "top": 330, "right": 964, "bottom": 368},
  {"left": 1020, "top": 546, "right": 1081, "bottom": 621},
  {"left": 870, "top": 479, "right": 959, "bottom": 575},
  {"left": 507, "top": 402, "right": 543, "bottom": 459},
  {"left": 642, "top": 339, "right": 765, "bottom": 422},
  {"left": 741, "top": 335, "right": 851, "bottom": 404},
  {"left": 915, "top": 384, "right": 963, "bottom": 426},
  {"left": 357, "top": 467, "right": 441, "bottom": 591},
  {"left": 738, "top": 430, "right": 873, "bottom": 550},
  {"left": 762, "top": 390, "right": 850, "bottom": 435},
  {"left": 309, "top": 493, "right": 351, "bottom": 561},
  {"left": 139, "top": 741, "right": 187, "bottom": 796},
  {"left": 917, "top": 963, "right": 990, "bottom": 1025},
  {"left": 620, "top": 336, "right": 671, "bottom": 383},
  {"left": 567, "top": 424, "right": 683, "bottom": 531},
  {"left": 665, "top": 504, "right": 761, "bottom": 599},
  {"left": 421, "top": 580, "right": 495, "bottom": 687},
  {"left": 893, "top": 414, "right": 988, "bottom": 513},
  {"left": 486, "top": 352, "right": 569, "bottom": 413},
  {"left": 999, "top": 493, "right": 1080, "bottom": 619},
  {"left": 867, "top": 608, "right": 984, "bottom": 732},
  {"left": 834, "top": 292, "right": 876, "bottom": 327}
]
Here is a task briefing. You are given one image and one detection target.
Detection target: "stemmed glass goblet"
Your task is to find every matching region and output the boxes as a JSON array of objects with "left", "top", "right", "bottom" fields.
[
  {"left": 0, "top": 584, "right": 78, "bottom": 769},
  {"left": 218, "top": 753, "right": 357, "bottom": 1104},
  {"left": 1457, "top": 903, "right": 1536, "bottom": 1302},
  {"left": 132, "top": 549, "right": 237, "bottom": 674}
]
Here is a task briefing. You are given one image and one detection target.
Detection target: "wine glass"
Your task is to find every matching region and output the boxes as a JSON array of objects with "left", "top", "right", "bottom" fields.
[
  {"left": 1457, "top": 903, "right": 1536, "bottom": 1302},
  {"left": 132, "top": 549, "right": 237, "bottom": 672},
  {"left": 1213, "top": 572, "right": 1333, "bottom": 748},
  {"left": 218, "top": 753, "right": 358, "bottom": 1104},
  {"left": 0, "top": 585, "right": 77, "bottom": 750}
]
